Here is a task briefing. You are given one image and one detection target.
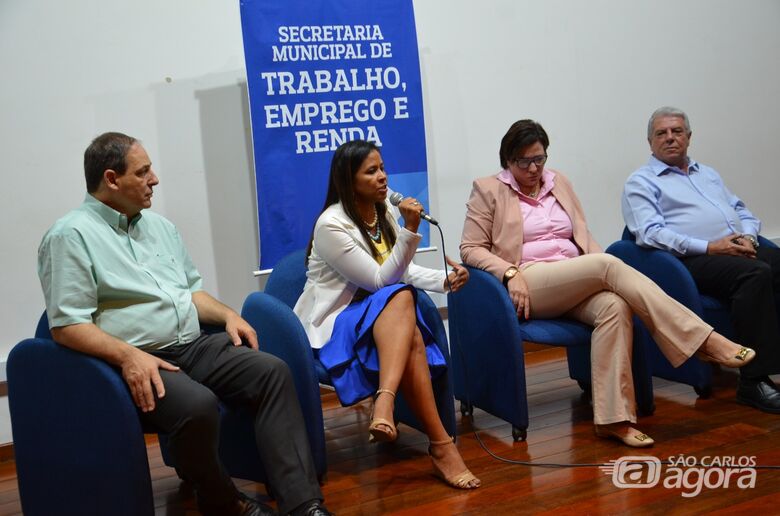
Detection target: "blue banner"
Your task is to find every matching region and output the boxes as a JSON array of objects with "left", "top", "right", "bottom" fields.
[{"left": 239, "top": 0, "right": 430, "bottom": 269}]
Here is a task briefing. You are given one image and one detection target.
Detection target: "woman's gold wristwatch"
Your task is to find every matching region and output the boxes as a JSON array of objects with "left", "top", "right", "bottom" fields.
[{"left": 502, "top": 266, "right": 519, "bottom": 286}]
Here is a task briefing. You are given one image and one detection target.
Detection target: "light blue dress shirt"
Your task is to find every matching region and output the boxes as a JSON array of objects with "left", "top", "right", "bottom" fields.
[
  {"left": 38, "top": 194, "right": 204, "bottom": 349},
  {"left": 622, "top": 155, "right": 760, "bottom": 256}
]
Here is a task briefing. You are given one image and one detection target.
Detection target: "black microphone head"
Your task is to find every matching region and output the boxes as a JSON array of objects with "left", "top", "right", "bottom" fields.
[{"left": 389, "top": 191, "right": 404, "bottom": 206}]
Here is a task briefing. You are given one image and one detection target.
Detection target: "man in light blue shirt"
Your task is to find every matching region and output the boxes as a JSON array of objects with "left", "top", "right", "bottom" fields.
[
  {"left": 622, "top": 107, "right": 780, "bottom": 414},
  {"left": 38, "top": 132, "right": 331, "bottom": 516}
]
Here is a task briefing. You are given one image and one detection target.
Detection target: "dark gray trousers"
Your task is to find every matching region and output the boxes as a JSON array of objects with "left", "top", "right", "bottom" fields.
[{"left": 140, "top": 333, "right": 321, "bottom": 514}]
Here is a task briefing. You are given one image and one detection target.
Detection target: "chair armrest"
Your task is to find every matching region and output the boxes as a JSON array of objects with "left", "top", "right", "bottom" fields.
[
  {"left": 606, "top": 241, "right": 705, "bottom": 316},
  {"left": 240, "top": 292, "right": 325, "bottom": 471},
  {"left": 758, "top": 235, "right": 778, "bottom": 249},
  {"left": 241, "top": 292, "right": 320, "bottom": 395},
  {"left": 447, "top": 267, "right": 527, "bottom": 421},
  {"left": 8, "top": 338, "right": 153, "bottom": 515},
  {"left": 416, "top": 290, "right": 451, "bottom": 364}
]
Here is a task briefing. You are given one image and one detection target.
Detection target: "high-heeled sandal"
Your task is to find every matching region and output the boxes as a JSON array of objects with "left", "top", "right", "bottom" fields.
[
  {"left": 696, "top": 345, "right": 755, "bottom": 368},
  {"left": 429, "top": 437, "right": 480, "bottom": 489},
  {"left": 369, "top": 389, "right": 398, "bottom": 443}
]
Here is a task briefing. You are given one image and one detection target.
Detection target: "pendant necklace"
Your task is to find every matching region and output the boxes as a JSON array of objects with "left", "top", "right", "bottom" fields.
[{"left": 368, "top": 225, "right": 382, "bottom": 242}]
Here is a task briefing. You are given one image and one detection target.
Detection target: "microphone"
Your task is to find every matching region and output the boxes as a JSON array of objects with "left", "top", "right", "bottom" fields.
[{"left": 389, "top": 191, "right": 439, "bottom": 226}]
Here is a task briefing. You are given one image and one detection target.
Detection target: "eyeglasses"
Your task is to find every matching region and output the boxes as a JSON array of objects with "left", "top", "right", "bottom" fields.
[{"left": 512, "top": 155, "right": 547, "bottom": 169}]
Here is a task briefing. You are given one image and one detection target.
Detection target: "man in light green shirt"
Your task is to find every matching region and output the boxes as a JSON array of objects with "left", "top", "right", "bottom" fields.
[
  {"left": 38, "top": 132, "right": 330, "bottom": 516},
  {"left": 39, "top": 193, "right": 204, "bottom": 350}
]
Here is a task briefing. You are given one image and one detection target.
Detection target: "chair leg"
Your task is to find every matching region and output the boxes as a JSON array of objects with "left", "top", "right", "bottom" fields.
[
  {"left": 576, "top": 380, "right": 592, "bottom": 394},
  {"left": 694, "top": 385, "right": 713, "bottom": 399},
  {"left": 638, "top": 402, "right": 656, "bottom": 417},
  {"left": 512, "top": 426, "right": 527, "bottom": 442},
  {"left": 460, "top": 401, "right": 473, "bottom": 417},
  {"left": 174, "top": 467, "right": 190, "bottom": 483}
]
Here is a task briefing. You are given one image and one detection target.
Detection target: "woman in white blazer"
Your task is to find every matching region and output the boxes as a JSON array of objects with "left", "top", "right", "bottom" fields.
[{"left": 294, "top": 140, "right": 479, "bottom": 490}]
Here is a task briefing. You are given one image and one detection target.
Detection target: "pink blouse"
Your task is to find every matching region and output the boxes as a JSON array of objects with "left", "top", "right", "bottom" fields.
[{"left": 497, "top": 169, "right": 581, "bottom": 265}]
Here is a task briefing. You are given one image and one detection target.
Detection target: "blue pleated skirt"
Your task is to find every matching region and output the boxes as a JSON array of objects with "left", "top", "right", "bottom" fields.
[{"left": 318, "top": 284, "right": 447, "bottom": 406}]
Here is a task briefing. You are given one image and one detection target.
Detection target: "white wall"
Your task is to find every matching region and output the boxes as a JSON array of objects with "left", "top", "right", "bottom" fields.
[
  {"left": 1, "top": 0, "right": 778, "bottom": 444},
  {"left": 414, "top": 0, "right": 780, "bottom": 263}
]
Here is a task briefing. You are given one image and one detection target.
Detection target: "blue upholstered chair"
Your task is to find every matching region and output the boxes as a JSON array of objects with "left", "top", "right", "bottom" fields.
[
  {"left": 606, "top": 228, "right": 780, "bottom": 397},
  {"left": 9, "top": 320, "right": 155, "bottom": 516},
  {"left": 7, "top": 310, "right": 325, "bottom": 516},
  {"left": 257, "top": 249, "right": 458, "bottom": 439},
  {"left": 448, "top": 266, "right": 655, "bottom": 441}
]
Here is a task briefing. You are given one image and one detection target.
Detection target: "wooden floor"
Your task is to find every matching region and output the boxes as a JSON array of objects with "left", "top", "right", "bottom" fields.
[{"left": 2, "top": 348, "right": 780, "bottom": 515}]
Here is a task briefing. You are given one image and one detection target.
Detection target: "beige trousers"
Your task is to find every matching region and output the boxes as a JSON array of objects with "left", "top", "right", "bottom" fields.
[{"left": 522, "top": 253, "right": 713, "bottom": 424}]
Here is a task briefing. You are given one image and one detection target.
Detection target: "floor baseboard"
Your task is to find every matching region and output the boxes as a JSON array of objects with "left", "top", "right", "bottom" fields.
[{"left": 0, "top": 442, "right": 13, "bottom": 463}]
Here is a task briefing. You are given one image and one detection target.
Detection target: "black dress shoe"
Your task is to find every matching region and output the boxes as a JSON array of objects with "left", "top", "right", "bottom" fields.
[
  {"left": 289, "top": 499, "right": 334, "bottom": 516},
  {"left": 737, "top": 377, "right": 780, "bottom": 414}
]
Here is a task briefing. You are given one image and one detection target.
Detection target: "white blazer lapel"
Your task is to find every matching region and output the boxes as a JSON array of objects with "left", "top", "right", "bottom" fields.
[{"left": 332, "top": 202, "right": 372, "bottom": 254}]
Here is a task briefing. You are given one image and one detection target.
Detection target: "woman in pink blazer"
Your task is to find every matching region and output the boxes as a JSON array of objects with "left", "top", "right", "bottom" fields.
[{"left": 460, "top": 119, "right": 753, "bottom": 447}]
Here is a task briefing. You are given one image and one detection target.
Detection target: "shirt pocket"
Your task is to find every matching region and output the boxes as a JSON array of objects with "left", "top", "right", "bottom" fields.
[{"left": 152, "top": 253, "right": 189, "bottom": 289}]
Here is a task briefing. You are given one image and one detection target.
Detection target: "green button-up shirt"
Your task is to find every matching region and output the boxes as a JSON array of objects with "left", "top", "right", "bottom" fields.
[{"left": 38, "top": 194, "right": 203, "bottom": 350}]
